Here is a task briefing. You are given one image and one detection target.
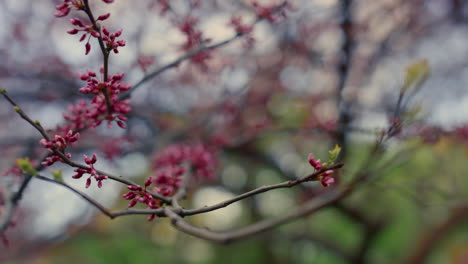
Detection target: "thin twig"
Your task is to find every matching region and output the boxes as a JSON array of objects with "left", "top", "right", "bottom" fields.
[
  {"left": 165, "top": 188, "right": 346, "bottom": 244},
  {"left": 1, "top": 89, "right": 171, "bottom": 204},
  {"left": 0, "top": 188, "right": 13, "bottom": 234},
  {"left": 122, "top": 2, "right": 289, "bottom": 99},
  {"left": 182, "top": 163, "right": 344, "bottom": 216}
]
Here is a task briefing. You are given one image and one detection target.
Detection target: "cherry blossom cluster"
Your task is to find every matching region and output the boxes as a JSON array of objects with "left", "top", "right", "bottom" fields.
[
  {"left": 229, "top": 16, "right": 255, "bottom": 47},
  {"left": 39, "top": 130, "right": 80, "bottom": 166},
  {"left": 122, "top": 143, "right": 217, "bottom": 220},
  {"left": 123, "top": 181, "right": 162, "bottom": 221},
  {"left": 67, "top": 17, "right": 104, "bottom": 55},
  {"left": 229, "top": 16, "right": 253, "bottom": 35},
  {"left": 308, "top": 153, "right": 335, "bottom": 187},
  {"left": 55, "top": 0, "right": 114, "bottom": 18},
  {"left": 68, "top": 69, "right": 132, "bottom": 129},
  {"left": 101, "top": 26, "right": 126, "bottom": 54},
  {"left": 252, "top": 1, "right": 292, "bottom": 23},
  {"left": 152, "top": 143, "right": 217, "bottom": 181},
  {"left": 54, "top": 0, "right": 86, "bottom": 17},
  {"left": 178, "top": 15, "right": 212, "bottom": 66},
  {"left": 72, "top": 154, "right": 108, "bottom": 188},
  {"left": 79, "top": 70, "right": 130, "bottom": 95},
  {"left": 135, "top": 56, "right": 155, "bottom": 73},
  {"left": 53, "top": 0, "right": 131, "bottom": 131},
  {"left": 62, "top": 96, "right": 131, "bottom": 130}
]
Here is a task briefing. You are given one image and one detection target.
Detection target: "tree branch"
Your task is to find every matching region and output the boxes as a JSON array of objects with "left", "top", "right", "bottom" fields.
[{"left": 182, "top": 163, "right": 344, "bottom": 216}]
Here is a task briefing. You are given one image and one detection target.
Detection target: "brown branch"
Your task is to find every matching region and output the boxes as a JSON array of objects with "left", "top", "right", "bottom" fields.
[
  {"left": 123, "top": 2, "right": 289, "bottom": 99},
  {"left": 34, "top": 175, "right": 115, "bottom": 219},
  {"left": 336, "top": 0, "right": 355, "bottom": 155},
  {"left": 165, "top": 188, "right": 347, "bottom": 244},
  {"left": 182, "top": 163, "right": 344, "bottom": 216},
  {"left": 122, "top": 33, "right": 244, "bottom": 100},
  {"left": 0, "top": 89, "right": 171, "bottom": 204},
  {"left": 82, "top": 0, "right": 113, "bottom": 115},
  {"left": 0, "top": 90, "right": 50, "bottom": 141}
]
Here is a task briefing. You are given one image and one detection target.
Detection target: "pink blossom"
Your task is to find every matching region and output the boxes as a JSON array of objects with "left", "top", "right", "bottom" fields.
[
  {"left": 54, "top": 0, "right": 85, "bottom": 17},
  {"left": 40, "top": 130, "right": 80, "bottom": 166},
  {"left": 72, "top": 154, "right": 108, "bottom": 188},
  {"left": 67, "top": 18, "right": 101, "bottom": 55},
  {"left": 308, "top": 153, "right": 335, "bottom": 187},
  {"left": 101, "top": 26, "right": 126, "bottom": 54}
]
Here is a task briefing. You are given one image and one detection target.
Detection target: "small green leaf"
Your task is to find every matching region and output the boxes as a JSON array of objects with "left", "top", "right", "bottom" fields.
[
  {"left": 0, "top": 88, "right": 6, "bottom": 94},
  {"left": 403, "top": 60, "right": 430, "bottom": 91},
  {"left": 51, "top": 170, "right": 63, "bottom": 182},
  {"left": 16, "top": 158, "right": 38, "bottom": 176},
  {"left": 328, "top": 144, "right": 341, "bottom": 164}
]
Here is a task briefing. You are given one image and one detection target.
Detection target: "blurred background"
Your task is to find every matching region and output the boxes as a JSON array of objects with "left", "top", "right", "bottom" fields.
[{"left": 1, "top": 0, "right": 468, "bottom": 263}]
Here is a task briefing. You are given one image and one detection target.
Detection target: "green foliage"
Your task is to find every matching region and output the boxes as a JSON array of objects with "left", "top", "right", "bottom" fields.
[
  {"left": 16, "top": 158, "right": 38, "bottom": 176},
  {"left": 327, "top": 144, "right": 341, "bottom": 165},
  {"left": 51, "top": 170, "right": 63, "bottom": 182},
  {"left": 403, "top": 59, "right": 430, "bottom": 92}
]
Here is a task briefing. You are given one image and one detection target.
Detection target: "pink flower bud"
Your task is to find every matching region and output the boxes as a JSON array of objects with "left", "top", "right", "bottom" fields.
[
  {"left": 85, "top": 178, "right": 92, "bottom": 188},
  {"left": 102, "top": 26, "right": 110, "bottom": 36},
  {"left": 321, "top": 177, "right": 334, "bottom": 187},
  {"left": 54, "top": 7, "right": 70, "bottom": 17},
  {"left": 79, "top": 34, "right": 86, "bottom": 42},
  {"left": 144, "top": 177, "right": 152, "bottom": 187},
  {"left": 97, "top": 13, "right": 111, "bottom": 21},
  {"left": 39, "top": 139, "right": 50, "bottom": 148},
  {"left": 147, "top": 214, "right": 156, "bottom": 221},
  {"left": 128, "top": 185, "right": 142, "bottom": 191},
  {"left": 117, "top": 121, "right": 126, "bottom": 128},
  {"left": 85, "top": 42, "right": 91, "bottom": 55},
  {"left": 115, "top": 29, "right": 123, "bottom": 37},
  {"left": 128, "top": 199, "right": 137, "bottom": 208},
  {"left": 67, "top": 29, "right": 79, "bottom": 35},
  {"left": 90, "top": 31, "right": 100, "bottom": 38},
  {"left": 69, "top": 18, "right": 84, "bottom": 27},
  {"left": 123, "top": 192, "right": 136, "bottom": 200}
]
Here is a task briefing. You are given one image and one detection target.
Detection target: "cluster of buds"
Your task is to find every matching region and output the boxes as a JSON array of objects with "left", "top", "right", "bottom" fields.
[
  {"left": 54, "top": 0, "right": 131, "bottom": 130},
  {"left": 39, "top": 130, "right": 80, "bottom": 166},
  {"left": 76, "top": 69, "right": 132, "bottom": 128},
  {"left": 178, "top": 15, "right": 212, "bottom": 66},
  {"left": 122, "top": 143, "right": 217, "bottom": 220},
  {"left": 79, "top": 70, "right": 131, "bottom": 95},
  {"left": 61, "top": 99, "right": 97, "bottom": 131},
  {"left": 228, "top": 16, "right": 255, "bottom": 47},
  {"left": 152, "top": 143, "right": 217, "bottom": 181},
  {"left": 63, "top": 95, "right": 131, "bottom": 130},
  {"left": 54, "top": 0, "right": 114, "bottom": 18},
  {"left": 252, "top": 1, "right": 292, "bottom": 23},
  {"left": 308, "top": 153, "right": 335, "bottom": 187},
  {"left": 229, "top": 16, "right": 253, "bottom": 35},
  {"left": 54, "top": 0, "right": 85, "bottom": 17},
  {"left": 67, "top": 14, "right": 110, "bottom": 55},
  {"left": 135, "top": 56, "right": 155, "bottom": 73},
  {"left": 101, "top": 26, "right": 126, "bottom": 54},
  {"left": 122, "top": 180, "right": 162, "bottom": 221},
  {"left": 72, "top": 154, "right": 108, "bottom": 188}
]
